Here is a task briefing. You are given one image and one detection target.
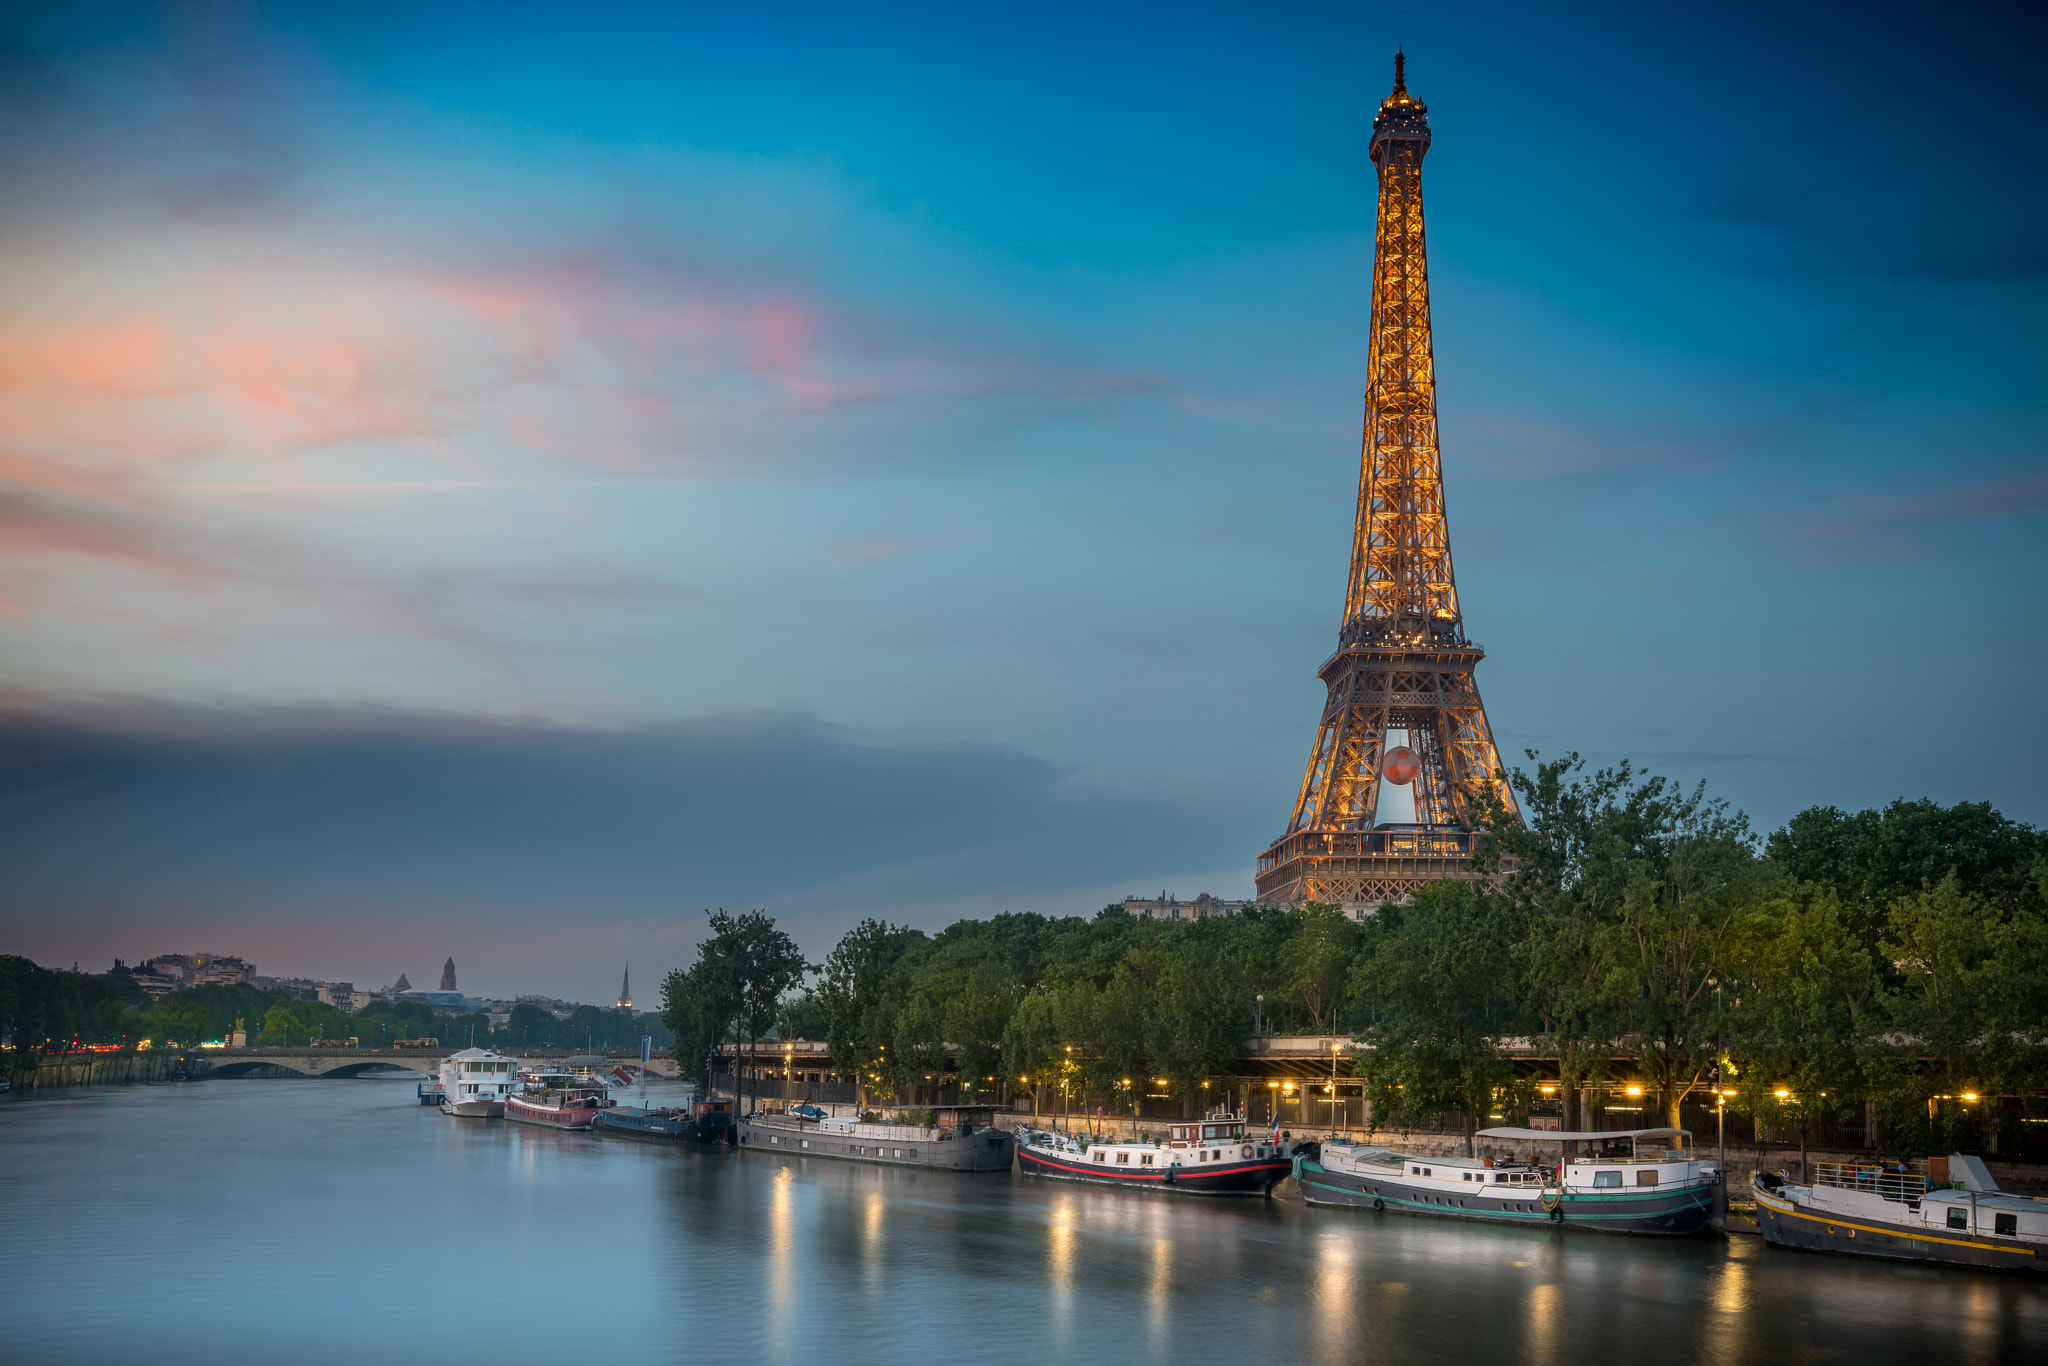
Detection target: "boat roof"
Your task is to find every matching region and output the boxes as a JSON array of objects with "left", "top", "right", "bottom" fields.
[
  {"left": 1477, "top": 1126, "right": 1691, "bottom": 1142},
  {"left": 447, "top": 1047, "right": 507, "bottom": 1060}
]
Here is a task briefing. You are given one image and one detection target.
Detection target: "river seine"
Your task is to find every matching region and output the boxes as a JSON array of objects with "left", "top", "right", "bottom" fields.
[{"left": 3, "top": 1076, "right": 2043, "bottom": 1364}]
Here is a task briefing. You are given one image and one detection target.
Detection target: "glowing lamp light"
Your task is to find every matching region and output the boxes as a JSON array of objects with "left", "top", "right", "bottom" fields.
[
  {"left": 1774, "top": 1088, "right": 1790, "bottom": 1099},
  {"left": 1381, "top": 747, "right": 1421, "bottom": 785},
  {"left": 1962, "top": 1092, "right": 1979, "bottom": 1102},
  {"left": 1625, "top": 1085, "right": 1642, "bottom": 1097}
]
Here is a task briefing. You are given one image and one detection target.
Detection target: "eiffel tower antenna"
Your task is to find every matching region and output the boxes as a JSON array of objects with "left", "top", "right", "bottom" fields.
[{"left": 1255, "top": 53, "right": 1519, "bottom": 911}]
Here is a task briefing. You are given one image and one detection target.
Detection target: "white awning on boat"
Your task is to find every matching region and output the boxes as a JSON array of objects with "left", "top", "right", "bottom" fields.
[{"left": 1477, "top": 1126, "right": 1690, "bottom": 1143}]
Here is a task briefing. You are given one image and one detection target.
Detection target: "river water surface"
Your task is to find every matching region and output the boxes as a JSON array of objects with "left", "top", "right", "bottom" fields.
[{"left": 3, "top": 1075, "right": 2043, "bottom": 1364}]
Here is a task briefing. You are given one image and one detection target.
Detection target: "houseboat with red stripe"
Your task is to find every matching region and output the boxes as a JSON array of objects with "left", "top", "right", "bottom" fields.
[
  {"left": 504, "top": 1068, "right": 611, "bottom": 1131},
  {"left": 1018, "top": 1112, "right": 1292, "bottom": 1196}
]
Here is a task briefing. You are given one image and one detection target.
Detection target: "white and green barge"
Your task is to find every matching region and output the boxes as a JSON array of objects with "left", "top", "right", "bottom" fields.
[{"left": 1292, "top": 1125, "right": 1719, "bottom": 1236}]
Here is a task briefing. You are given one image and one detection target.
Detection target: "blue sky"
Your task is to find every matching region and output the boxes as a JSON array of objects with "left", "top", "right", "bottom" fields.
[{"left": 2, "top": 1, "right": 2042, "bottom": 1003}]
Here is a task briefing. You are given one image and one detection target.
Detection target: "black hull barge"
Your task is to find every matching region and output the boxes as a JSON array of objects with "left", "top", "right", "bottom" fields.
[
  {"left": 1296, "top": 1125, "right": 1717, "bottom": 1236},
  {"left": 1753, "top": 1157, "right": 2048, "bottom": 1273},
  {"left": 1017, "top": 1113, "right": 1292, "bottom": 1196}
]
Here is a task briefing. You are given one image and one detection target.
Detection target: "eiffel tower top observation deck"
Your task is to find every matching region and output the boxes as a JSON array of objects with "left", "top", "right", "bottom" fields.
[{"left": 1254, "top": 53, "right": 1518, "bottom": 911}]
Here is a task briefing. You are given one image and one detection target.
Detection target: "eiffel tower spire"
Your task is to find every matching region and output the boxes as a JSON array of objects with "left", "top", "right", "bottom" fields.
[{"left": 1255, "top": 54, "right": 1518, "bottom": 910}]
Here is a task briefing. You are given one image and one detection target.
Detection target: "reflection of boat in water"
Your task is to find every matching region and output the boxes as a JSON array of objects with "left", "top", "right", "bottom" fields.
[
  {"left": 1294, "top": 1126, "right": 1718, "bottom": 1235},
  {"left": 1018, "top": 1112, "right": 1289, "bottom": 1195},
  {"left": 505, "top": 1067, "right": 611, "bottom": 1131},
  {"left": 744, "top": 1104, "right": 1016, "bottom": 1172},
  {"left": 437, "top": 1047, "right": 518, "bottom": 1118},
  {"left": 1753, "top": 1155, "right": 2048, "bottom": 1272}
]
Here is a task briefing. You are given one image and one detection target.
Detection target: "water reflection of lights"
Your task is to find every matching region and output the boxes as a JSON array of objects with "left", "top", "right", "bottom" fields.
[
  {"left": 1525, "top": 1281, "right": 1562, "bottom": 1366},
  {"left": 1148, "top": 1235, "right": 1173, "bottom": 1350},
  {"left": 1047, "top": 1198, "right": 1076, "bottom": 1345},
  {"left": 1314, "top": 1231, "right": 1357, "bottom": 1352},
  {"left": 767, "top": 1167, "right": 794, "bottom": 1346}
]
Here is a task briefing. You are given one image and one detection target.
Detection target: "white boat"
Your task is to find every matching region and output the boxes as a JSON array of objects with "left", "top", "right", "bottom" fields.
[
  {"left": 1754, "top": 1154, "right": 2048, "bottom": 1272},
  {"left": 437, "top": 1047, "right": 519, "bottom": 1118}
]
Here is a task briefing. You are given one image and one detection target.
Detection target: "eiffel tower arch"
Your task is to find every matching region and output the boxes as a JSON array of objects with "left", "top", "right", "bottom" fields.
[{"left": 1256, "top": 53, "right": 1518, "bottom": 911}]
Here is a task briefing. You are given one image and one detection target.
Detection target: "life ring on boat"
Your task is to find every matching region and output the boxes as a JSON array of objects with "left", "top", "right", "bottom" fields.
[
  {"left": 1240, "top": 1145, "right": 1251, "bottom": 1159},
  {"left": 1373, "top": 1197, "right": 1385, "bottom": 1211}
]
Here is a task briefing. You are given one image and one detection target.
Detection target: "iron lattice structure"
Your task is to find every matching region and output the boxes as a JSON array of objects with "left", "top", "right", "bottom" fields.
[{"left": 1255, "top": 54, "right": 1518, "bottom": 908}]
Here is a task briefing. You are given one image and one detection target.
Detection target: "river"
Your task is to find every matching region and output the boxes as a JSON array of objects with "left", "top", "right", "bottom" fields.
[{"left": 2, "top": 1075, "right": 2043, "bottom": 1364}]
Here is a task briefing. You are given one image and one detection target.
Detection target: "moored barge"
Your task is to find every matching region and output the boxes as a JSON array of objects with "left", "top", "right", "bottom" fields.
[
  {"left": 505, "top": 1068, "right": 610, "bottom": 1131},
  {"left": 741, "top": 1104, "right": 1015, "bottom": 1171},
  {"left": 1753, "top": 1155, "right": 2048, "bottom": 1272},
  {"left": 1294, "top": 1126, "right": 1718, "bottom": 1235},
  {"left": 1018, "top": 1112, "right": 1292, "bottom": 1195}
]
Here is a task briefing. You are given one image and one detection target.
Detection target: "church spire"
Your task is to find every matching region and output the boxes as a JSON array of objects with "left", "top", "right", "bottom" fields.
[{"left": 617, "top": 965, "right": 632, "bottom": 1012}]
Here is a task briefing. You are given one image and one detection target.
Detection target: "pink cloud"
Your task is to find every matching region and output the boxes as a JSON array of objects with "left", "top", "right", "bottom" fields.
[{"left": 1730, "top": 467, "right": 2048, "bottom": 562}]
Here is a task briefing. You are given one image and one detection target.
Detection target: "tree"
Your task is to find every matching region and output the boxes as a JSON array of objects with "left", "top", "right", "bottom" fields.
[
  {"left": 1350, "top": 880, "right": 1519, "bottom": 1155},
  {"left": 1866, "top": 875, "right": 2048, "bottom": 1154},
  {"left": 818, "top": 918, "right": 927, "bottom": 1104},
  {"left": 1147, "top": 928, "right": 1245, "bottom": 1108},
  {"left": 1282, "top": 903, "right": 1357, "bottom": 1033},
  {"left": 1719, "top": 888, "right": 1875, "bottom": 1173},
  {"left": 1768, "top": 799, "right": 2046, "bottom": 949},
  {"left": 694, "top": 908, "right": 811, "bottom": 1114},
  {"left": 1002, "top": 991, "right": 1061, "bottom": 1119}
]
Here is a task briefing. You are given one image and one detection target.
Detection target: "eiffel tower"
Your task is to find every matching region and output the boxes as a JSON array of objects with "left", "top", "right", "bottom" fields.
[{"left": 1255, "top": 53, "right": 1519, "bottom": 910}]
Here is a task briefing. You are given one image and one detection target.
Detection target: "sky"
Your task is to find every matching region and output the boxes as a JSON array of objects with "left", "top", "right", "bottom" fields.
[{"left": 1, "top": 1, "right": 2043, "bottom": 1004}]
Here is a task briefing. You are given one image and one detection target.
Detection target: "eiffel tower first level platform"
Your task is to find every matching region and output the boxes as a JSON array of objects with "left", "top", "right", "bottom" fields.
[{"left": 1255, "top": 53, "right": 1517, "bottom": 909}]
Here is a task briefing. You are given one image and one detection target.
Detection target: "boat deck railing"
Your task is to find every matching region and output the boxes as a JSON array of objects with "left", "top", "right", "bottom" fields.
[{"left": 1811, "top": 1161, "right": 1931, "bottom": 1202}]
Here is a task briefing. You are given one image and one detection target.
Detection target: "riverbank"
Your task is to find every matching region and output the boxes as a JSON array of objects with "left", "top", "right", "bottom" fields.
[{"left": 5, "top": 1050, "right": 182, "bottom": 1091}]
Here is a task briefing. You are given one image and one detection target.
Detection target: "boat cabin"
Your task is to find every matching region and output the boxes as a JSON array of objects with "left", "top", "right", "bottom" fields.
[
  {"left": 1476, "top": 1126, "right": 1710, "bottom": 1191},
  {"left": 1165, "top": 1120, "right": 1246, "bottom": 1148},
  {"left": 440, "top": 1047, "right": 518, "bottom": 1104}
]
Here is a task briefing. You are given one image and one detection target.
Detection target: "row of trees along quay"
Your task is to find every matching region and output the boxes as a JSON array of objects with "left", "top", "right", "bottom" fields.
[
  {"left": 0, "top": 966, "right": 675, "bottom": 1078},
  {"left": 661, "top": 755, "right": 2048, "bottom": 1165}
]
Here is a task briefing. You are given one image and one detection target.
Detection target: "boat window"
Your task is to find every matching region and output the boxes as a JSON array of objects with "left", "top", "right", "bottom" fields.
[
  {"left": 1995, "top": 1213, "right": 2017, "bottom": 1237},
  {"left": 1422, "top": 1168, "right": 1431, "bottom": 1177},
  {"left": 1593, "top": 1171, "right": 1622, "bottom": 1188},
  {"left": 1141, "top": 1154, "right": 1155, "bottom": 1166},
  {"left": 1946, "top": 1207, "right": 1968, "bottom": 1229},
  {"left": 1411, "top": 1167, "right": 1421, "bottom": 1175},
  {"left": 1094, "top": 1152, "right": 1106, "bottom": 1163},
  {"left": 1494, "top": 1173, "right": 1507, "bottom": 1183},
  {"left": 1117, "top": 1152, "right": 1130, "bottom": 1165},
  {"left": 1637, "top": 1171, "right": 1659, "bottom": 1187}
]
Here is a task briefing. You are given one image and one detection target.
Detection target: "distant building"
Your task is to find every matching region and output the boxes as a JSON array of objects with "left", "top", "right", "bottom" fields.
[
  {"left": 399, "top": 989, "right": 466, "bottom": 1010},
  {"left": 388, "top": 973, "right": 413, "bottom": 994},
  {"left": 1121, "top": 892, "right": 1253, "bottom": 921},
  {"left": 142, "top": 953, "right": 256, "bottom": 990},
  {"left": 515, "top": 994, "right": 579, "bottom": 1019},
  {"left": 347, "top": 990, "right": 379, "bottom": 1013},
  {"left": 315, "top": 982, "right": 355, "bottom": 1008},
  {"left": 617, "top": 966, "right": 632, "bottom": 1012},
  {"left": 440, "top": 957, "right": 458, "bottom": 992}
]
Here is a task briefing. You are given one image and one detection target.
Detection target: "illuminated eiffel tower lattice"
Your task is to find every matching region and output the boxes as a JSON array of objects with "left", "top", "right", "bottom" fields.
[{"left": 1255, "top": 53, "right": 1519, "bottom": 910}]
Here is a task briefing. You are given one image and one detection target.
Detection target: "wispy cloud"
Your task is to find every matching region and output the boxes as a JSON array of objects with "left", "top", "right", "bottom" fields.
[{"left": 1728, "top": 466, "right": 2048, "bottom": 563}]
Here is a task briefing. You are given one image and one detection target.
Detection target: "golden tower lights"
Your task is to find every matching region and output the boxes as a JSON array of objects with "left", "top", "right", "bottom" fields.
[{"left": 1255, "top": 53, "right": 1518, "bottom": 909}]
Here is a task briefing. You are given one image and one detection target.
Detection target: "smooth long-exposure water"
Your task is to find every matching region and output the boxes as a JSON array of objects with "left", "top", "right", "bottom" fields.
[{"left": 3, "top": 1075, "right": 2044, "bottom": 1365}]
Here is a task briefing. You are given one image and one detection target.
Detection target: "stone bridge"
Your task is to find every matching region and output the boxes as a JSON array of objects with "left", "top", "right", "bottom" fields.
[{"left": 189, "top": 1048, "right": 682, "bottom": 1080}]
